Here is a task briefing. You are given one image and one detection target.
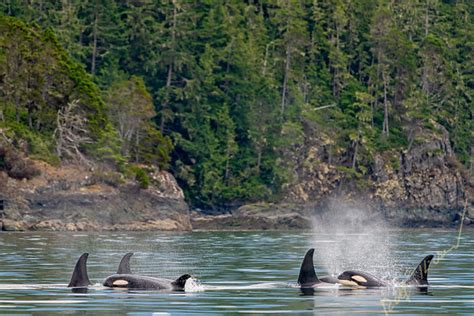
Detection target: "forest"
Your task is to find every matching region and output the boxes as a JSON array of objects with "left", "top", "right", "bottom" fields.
[{"left": 0, "top": 0, "right": 472, "bottom": 209}]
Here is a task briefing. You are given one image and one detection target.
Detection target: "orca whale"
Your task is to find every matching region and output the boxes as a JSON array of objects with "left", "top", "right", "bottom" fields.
[
  {"left": 297, "top": 248, "right": 338, "bottom": 288},
  {"left": 337, "top": 255, "right": 434, "bottom": 288},
  {"left": 102, "top": 252, "right": 192, "bottom": 291},
  {"left": 297, "top": 249, "right": 434, "bottom": 289},
  {"left": 67, "top": 253, "right": 192, "bottom": 291}
]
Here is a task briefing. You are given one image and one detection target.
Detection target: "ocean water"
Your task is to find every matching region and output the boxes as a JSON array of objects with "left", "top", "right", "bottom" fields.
[{"left": 0, "top": 229, "right": 472, "bottom": 315}]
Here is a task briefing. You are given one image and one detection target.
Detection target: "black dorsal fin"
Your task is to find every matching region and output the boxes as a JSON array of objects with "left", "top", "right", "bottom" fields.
[
  {"left": 298, "top": 248, "right": 320, "bottom": 286},
  {"left": 68, "top": 253, "right": 92, "bottom": 287},
  {"left": 172, "top": 274, "right": 192, "bottom": 290},
  {"left": 117, "top": 252, "right": 133, "bottom": 274},
  {"left": 407, "top": 255, "right": 434, "bottom": 285}
]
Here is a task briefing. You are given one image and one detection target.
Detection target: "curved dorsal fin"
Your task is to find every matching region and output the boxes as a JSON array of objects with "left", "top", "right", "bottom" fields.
[
  {"left": 68, "top": 253, "right": 92, "bottom": 287},
  {"left": 172, "top": 274, "right": 192, "bottom": 290},
  {"left": 407, "top": 255, "right": 434, "bottom": 285},
  {"left": 117, "top": 252, "right": 134, "bottom": 274},
  {"left": 297, "top": 248, "right": 320, "bottom": 286}
]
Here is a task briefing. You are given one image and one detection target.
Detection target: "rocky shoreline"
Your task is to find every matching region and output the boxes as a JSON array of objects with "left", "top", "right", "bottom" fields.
[
  {"left": 190, "top": 203, "right": 313, "bottom": 231},
  {"left": 190, "top": 201, "right": 473, "bottom": 231},
  {"left": 1, "top": 121, "right": 473, "bottom": 232},
  {"left": 0, "top": 162, "right": 191, "bottom": 231},
  {"left": 1, "top": 195, "right": 472, "bottom": 231}
]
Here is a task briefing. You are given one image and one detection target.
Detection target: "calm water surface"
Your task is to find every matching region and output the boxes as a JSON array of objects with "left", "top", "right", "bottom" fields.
[{"left": 0, "top": 229, "right": 473, "bottom": 315}]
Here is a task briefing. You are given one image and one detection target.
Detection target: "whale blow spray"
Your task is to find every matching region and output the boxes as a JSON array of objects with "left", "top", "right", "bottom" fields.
[{"left": 311, "top": 199, "right": 399, "bottom": 280}]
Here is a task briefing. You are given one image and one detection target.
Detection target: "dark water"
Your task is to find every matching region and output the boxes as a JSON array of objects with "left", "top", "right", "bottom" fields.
[{"left": 0, "top": 229, "right": 473, "bottom": 315}]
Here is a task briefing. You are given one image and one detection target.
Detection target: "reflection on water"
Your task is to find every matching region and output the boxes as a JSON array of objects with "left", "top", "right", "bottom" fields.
[{"left": 0, "top": 230, "right": 473, "bottom": 315}]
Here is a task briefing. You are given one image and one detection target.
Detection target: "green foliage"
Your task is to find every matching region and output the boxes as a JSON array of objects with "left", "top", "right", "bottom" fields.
[
  {"left": 0, "top": 15, "right": 121, "bottom": 167},
  {"left": 90, "top": 126, "right": 125, "bottom": 167},
  {"left": 138, "top": 125, "right": 172, "bottom": 170},
  {"left": 129, "top": 165, "right": 150, "bottom": 190},
  {"left": 389, "top": 155, "right": 400, "bottom": 172},
  {"left": 0, "top": 121, "right": 59, "bottom": 165},
  {"left": 105, "top": 76, "right": 173, "bottom": 169},
  {"left": 336, "top": 166, "right": 364, "bottom": 180},
  {"left": 2, "top": 0, "right": 473, "bottom": 209}
]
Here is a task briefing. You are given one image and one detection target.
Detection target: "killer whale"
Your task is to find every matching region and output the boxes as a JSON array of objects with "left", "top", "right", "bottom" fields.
[
  {"left": 337, "top": 255, "right": 434, "bottom": 288},
  {"left": 102, "top": 273, "right": 191, "bottom": 291},
  {"left": 297, "top": 249, "right": 434, "bottom": 289},
  {"left": 102, "top": 252, "right": 192, "bottom": 291},
  {"left": 67, "top": 252, "right": 192, "bottom": 291}
]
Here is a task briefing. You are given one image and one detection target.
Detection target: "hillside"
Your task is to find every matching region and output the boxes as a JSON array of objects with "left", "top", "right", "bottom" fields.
[
  {"left": 0, "top": 1, "right": 473, "bottom": 228},
  {"left": 0, "top": 15, "right": 185, "bottom": 230}
]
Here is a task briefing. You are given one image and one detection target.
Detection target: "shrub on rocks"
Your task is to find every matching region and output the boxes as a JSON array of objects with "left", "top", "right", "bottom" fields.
[{"left": 0, "top": 143, "right": 40, "bottom": 180}]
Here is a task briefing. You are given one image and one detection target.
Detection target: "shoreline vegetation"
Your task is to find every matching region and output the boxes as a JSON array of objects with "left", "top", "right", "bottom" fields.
[{"left": 0, "top": 2, "right": 472, "bottom": 231}]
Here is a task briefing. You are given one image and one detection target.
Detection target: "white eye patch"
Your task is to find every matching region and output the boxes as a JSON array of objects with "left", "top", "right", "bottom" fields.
[
  {"left": 338, "top": 279, "right": 359, "bottom": 287},
  {"left": 351, "top": 275, "right": 368, "bottom": 283},
  {"left": 113, "top": 280, "right": 129, "bottom": 286}
]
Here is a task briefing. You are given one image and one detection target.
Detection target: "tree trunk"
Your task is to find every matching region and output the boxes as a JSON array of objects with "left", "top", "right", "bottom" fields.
[
  {"left": 470, "top": 147, "right": 473, "bottom": 175},
  {"left": 224, "top": 141, "right": 231, "bottom": 180},
  {"left": 328, "top": 144, "right": 332, "bottom": 165},
  {"left": 352, "top": 140, "right": 358, "bottom": 170},
  {"left": 91, "top": 13, "right": 98, "bottom": 75},
  {"left": 369, "top": 81, "right": 375, "bottom": 127},
  {"left": 135, "top": 130, "right": 140, "bottom": 162},
  {"left": 333, "top": 29, "right": 341, "bottom": 98},
  {"left": 28, "top": 105, "right": 33, "bottom": 129},
  {"left": 160, "top": 2, "right": 177, "bottom": 134},
  {"left": 15, "top": 94, "right": 20, "bottom": 123},
  {"left": 281, "top": 44, "right": 291, "bottom": 117},
  {"left": 374, "top": 52, "right": 381, "bottom": 127},
  {"left": 302, "top": 77, "right": 309, "bottom": 103},
  {"left": 27, "top": 73, "right": 33, "bottom": 129},
  {"left": 263, "top": 43, "right": 271, "bottom": 76},
  {"left": 424, "top": 4, "right": 429, "bottom": 37},
  {"left": 160, "top": 64, "right": 173, "bottom": 134},
  {"left": 382, "top": 70, "right": 389, "bottom": 136},
  {"left": 256, "top": 147, "right": 262, "bottom": 175}
]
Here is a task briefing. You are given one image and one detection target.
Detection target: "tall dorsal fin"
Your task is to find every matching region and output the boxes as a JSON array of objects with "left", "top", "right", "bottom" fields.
[
  {"left": 406, "top": 255, "right": 434, "bottom": 285},
  {"left": 297, "top": 248, "right": 320, "bottom": 286},
  {"left": 117, "top": 252, "right": 133, "bottom": 274},
  {"left": 68, "top": 253, "right": 92, "bottom": 287}
]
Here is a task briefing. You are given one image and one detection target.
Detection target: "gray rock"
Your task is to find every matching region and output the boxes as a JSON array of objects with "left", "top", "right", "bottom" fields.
[{"left": 2, "top": 168, "right": 191, "bottom": 231}]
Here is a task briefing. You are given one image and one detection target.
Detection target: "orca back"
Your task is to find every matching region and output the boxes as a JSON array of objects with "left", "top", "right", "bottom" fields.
[
  {"left": 103, "top": 274, "right": 188, "bottom": 291},
  {"left": 319, "top": 275, "right": 339, "bottom": 284}
]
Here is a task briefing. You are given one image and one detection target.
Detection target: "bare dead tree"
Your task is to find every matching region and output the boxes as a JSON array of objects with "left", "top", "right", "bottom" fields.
[{"left": 54, "top": 99, "right": 92, "bottom": 165}]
